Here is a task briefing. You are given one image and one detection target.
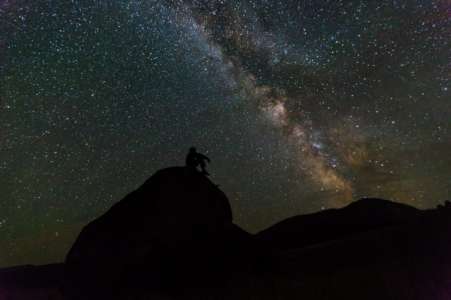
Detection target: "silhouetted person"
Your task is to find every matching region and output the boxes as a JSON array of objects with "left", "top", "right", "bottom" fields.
[{"left": 186, "top": 147, "right": 211, "bottom": 176}]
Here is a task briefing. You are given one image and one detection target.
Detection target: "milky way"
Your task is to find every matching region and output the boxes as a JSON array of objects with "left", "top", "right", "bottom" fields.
[{"left": 0, "top": 0, "right": 450, "bottom": 266}]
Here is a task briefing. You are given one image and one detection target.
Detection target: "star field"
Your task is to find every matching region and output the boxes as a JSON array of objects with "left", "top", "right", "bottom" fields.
[{"left": 0, "top": 0, "right": 450, "bottom": 266}]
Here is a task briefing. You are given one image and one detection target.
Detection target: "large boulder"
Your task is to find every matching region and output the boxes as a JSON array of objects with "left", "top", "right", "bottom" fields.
[{"left": 63, "top": 167, "right": 254, "bottom": 299}]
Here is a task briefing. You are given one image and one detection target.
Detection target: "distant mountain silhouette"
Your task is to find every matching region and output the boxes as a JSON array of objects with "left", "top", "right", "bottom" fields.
[
  {"left": 2, "top": 167, "right": 451, "bottom": 299},
  {"left": 257, "top": 198, "right": 421, "bottom": 250}
]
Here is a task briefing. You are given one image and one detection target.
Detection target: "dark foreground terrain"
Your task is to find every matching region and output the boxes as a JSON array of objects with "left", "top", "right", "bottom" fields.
[{"left": 2, "top": 167, "right": 451, "bottom": 299}]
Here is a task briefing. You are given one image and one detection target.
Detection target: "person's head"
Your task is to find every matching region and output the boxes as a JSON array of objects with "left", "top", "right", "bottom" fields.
[{"left": 189, "top": 147, "right": 197, "bottom": 153}]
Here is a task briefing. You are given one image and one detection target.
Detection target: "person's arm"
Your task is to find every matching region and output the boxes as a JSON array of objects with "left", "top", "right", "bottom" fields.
[{"left": 201, "top": 154, "right": 211, "bottom": 162}]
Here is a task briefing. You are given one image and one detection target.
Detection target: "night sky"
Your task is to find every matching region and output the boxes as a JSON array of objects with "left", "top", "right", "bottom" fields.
[{"left": 1, "top": 0, "right": 450, "bottom": 267}]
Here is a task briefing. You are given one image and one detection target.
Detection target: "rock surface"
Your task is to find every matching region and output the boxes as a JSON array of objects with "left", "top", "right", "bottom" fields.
[{"left": 63, "top": 167, "right": 255, "bottom": 299}]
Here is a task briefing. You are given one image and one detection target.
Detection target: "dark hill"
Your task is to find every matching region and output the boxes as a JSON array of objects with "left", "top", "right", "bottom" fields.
[
  {"left": 3, "top": 168, "right": 451, "bottom": 300},
  {"left": 0, "top": 264, "right": 63, "bottom": 299},
  {"left": 256, "top": 198, "right": 421, "bottom": 250},
  {"left": 266, "top": 204, "right": 451, "bottom": 300},
  {"left": 0, "top": 263, "right": 63, "bottom": 287}
]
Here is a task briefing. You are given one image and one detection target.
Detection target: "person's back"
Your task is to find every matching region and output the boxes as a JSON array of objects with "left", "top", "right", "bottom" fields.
[
  {"left": 186, "top": 147, "right": 199, "bottom": 169},
  {"left": 185, "top": 147, "right": 210, "bottom": 175}
]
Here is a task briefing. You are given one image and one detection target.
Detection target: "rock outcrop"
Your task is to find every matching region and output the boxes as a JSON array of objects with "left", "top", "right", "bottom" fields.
[{"left": 63, "top": 167, "right": 255, "bottom": 299}]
